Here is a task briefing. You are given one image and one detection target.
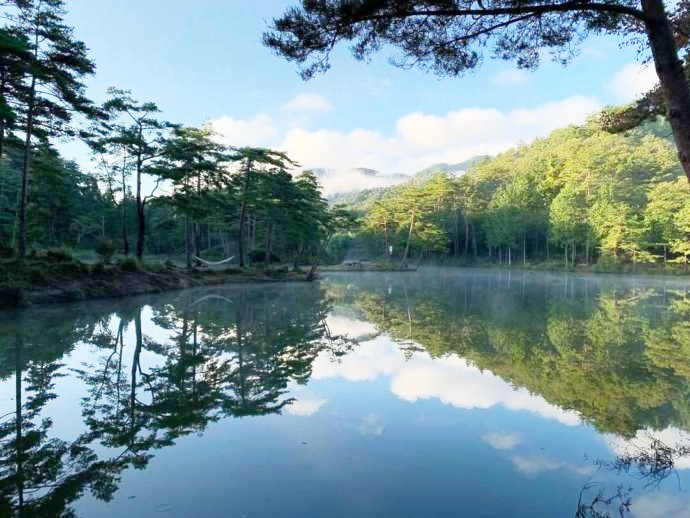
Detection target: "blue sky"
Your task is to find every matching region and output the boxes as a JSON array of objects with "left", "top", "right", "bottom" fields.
[{"left": 62, "top": 0, "right": 658, "bottom": 193}]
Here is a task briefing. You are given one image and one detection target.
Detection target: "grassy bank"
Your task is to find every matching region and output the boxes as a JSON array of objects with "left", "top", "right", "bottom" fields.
[{"left": 0, "top": 251, "right": 312, "bottom": 309}]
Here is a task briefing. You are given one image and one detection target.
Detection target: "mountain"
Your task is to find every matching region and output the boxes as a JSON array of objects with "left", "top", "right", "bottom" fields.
[
  {"left": 325, "top": 155, "right": 489, "bottom": 206},
  {"left": 412, "top": 156, "right": 489, "bottom": 182},
  {"left": 309, "top": 167, "right": 408, "bottom": 197}
]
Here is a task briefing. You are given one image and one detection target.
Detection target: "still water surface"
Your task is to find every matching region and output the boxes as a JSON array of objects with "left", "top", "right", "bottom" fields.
[{"left": 2, "top": 268, "right": 690, "bottom": 517}]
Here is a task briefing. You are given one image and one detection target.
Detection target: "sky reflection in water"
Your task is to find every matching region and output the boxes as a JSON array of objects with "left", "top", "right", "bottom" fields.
[{"left": 1, "top": 268, "right": 690, "bottom": 517}]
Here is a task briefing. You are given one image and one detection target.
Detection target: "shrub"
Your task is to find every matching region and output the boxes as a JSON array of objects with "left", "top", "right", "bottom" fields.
[
  {"left": 31, "top": 247, "right": 74, "bottom": 262},
  {"left": 593, "top": 253, "right": 621, "bottom": 273},
  {"left": 120, "top": 257, "right": 141, "bottom": 272},
  {"left": 94, "top": 238, "right": 115, "bottom": 263}
]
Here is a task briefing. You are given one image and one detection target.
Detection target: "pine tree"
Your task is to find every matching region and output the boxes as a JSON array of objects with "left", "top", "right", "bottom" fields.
[
  {"left": 13, "top": 0, "right": 95, "bottom": 257},
  {"left": 99, "top": 88, "right": 173, "bottom": 260},
  {"left": 230, "top": 148, "right": 297, "bottom": 267},
  {"left": 153, "top": 126, "right": 226, "bottom": 267}
]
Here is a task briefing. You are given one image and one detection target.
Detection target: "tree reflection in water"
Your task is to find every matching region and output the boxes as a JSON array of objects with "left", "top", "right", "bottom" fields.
[
  {"left": 325, "top": 271, "right": 690, "bottom": 517},
  {"left": 0, "top": 284, "right": 350, "bottom": 516},
  {"left": 3, "top": 271, "right": 690, "bottom": 516}
]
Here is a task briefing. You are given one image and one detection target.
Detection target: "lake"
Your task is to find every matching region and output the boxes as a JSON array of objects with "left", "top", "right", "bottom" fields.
[{"left": 1, "top": 267, "right": 690, "bottom": 517}]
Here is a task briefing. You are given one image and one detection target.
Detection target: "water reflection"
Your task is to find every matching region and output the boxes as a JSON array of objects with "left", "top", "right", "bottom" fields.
[
  {"left": 327, "top": 270, "right": 690, "bottom": 438},
  {"left": 1, "top": 269, "right": 690, "bottom": 516},
  {"left": 0, "top": 284, "right": 348, "bottom": 516}
]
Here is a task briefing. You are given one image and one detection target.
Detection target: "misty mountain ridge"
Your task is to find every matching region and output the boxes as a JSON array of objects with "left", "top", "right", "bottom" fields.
[{"left": 318, "top": 156, "right": 489, "bottom": 202}]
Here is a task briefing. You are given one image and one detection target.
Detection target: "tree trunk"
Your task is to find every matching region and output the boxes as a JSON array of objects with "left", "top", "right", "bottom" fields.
[
  {"left": 185, "top": 216, "right": 191, "bottom": 268},
  {"left": 238, "top": 160, "right": 252, "bottom": 268},
  {"left": 564, "top": 243, "right": 568, "bottom": 268},
  {"left": 546, "top": 236, "right": 550, "bottom": 260},
  {"left": 194, "top": 174, "right": 202, "bottom": 257},
  {"left": 265, "top": 220, "right": 272, "bottom": 264},
  {"left": 14, "top": 335, "right": 24, "bottom": 511},
  {"left": 194, "top": 223, "right": 201, "bottom": 257},
  {"left": 136, "top": 199, "right": 145, "bottom": 260},
  {"left": 238, "top": 201, "right": 247, "bottom": 267},
  {"left": 17, "top": 75, "right": 36, "bottom": 258},
  {"left": 383, "top": 219, "right": 390, "bottom": 257},
  {"left": 572, "top": 241, "right": 576, "bottom": 266},
  {"left": 135, "top": 128, "right": 145, "bottom": 260},
  {"left": 121, "top": 164, "right": 130, "bottom": 256},
  {"left": 400, "top": 210, "right": 416, "bottom": 267},
  {"left": 642, "top": 0, "right": 690, "bottom": 181},
  {"left": 464, "top": 218, "right": 470, "bottom": 257},
  {"left": 471, "top": 223, "right": 477, "bottom": 259}
]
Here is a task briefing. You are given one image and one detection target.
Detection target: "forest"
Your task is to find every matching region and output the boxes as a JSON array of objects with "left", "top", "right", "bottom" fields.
[
  {"left": 1, "top": 0, "right": 689, "bottom": 288},
  {"left": 335, "top": 116, "right": 690, "bottom": 271},
  {"left": 0, "top": 0, "right": 344, "bottom": 276}
]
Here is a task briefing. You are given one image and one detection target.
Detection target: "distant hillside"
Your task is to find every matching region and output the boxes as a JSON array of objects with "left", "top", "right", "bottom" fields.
[
  {"left": 412, "top": 156, "right": 489, "bottom": 182},
  {"left": 309, "top": 167, "right": 408, "bottom": 197},
  {"left": 327, "top": 155, "right": 489, "bottom": 209},
  {"left": 328, "top": 186, "right": 395, "bottom": 211}
]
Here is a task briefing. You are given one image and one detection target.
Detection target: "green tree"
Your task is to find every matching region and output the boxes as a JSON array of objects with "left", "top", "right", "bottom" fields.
[
  {"left": 100, "top": 88, "right": 174, "bottom": 260},
  {"left": 229, "top": 147, "right": 297, "bottom": 267},
  {"left": 153, "top": 126, "right": 226, "bottom": 267},
  {"left": 13, "top": 0, "right": 96, "bottom": 256}
]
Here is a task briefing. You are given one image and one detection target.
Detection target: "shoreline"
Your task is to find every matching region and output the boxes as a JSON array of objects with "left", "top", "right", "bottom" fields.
[{"left": 0, "top": 259, "right": 313, "bottom": 309}]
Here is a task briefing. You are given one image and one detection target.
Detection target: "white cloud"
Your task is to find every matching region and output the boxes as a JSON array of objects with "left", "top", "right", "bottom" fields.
[
  {"left": 312, "top": 336, "right": 581, "bottom": 426},
  {"left": 283, "top": 93, "right": 332, "bottom": 112},
  {"left": 281, "top": 96, "right": 599, "bottom": 179},
  {"left": 492, "top": 69, "right": 530, "bottom": 86},
  {"left": 286, "top": 397, "right": 326, "bottom": 417},
  {"left": 482, "top": 432, "right": 521, "bottom": 450},
  {"left": 511, "top": 455, "right": 594, "bottom": 478},
  {"left": 206, "top": 95, "right": 600, "bottom": 195},
  {"left": 390, "top": 354, "right": 581, "bottom": 426},
  {"left": 281, "top": 127, "right": 402, "bottom": 173},
  {"left": 312, "top": 337, "right": 405, "bottom": 382},
  {"left": 325, "top": 314, "right": 379, "bottom": 340},
  {"left": 311, "top": 168, "right": 407, "bottom": 197},
  {"left": 632, "top": 494, "right": 690, "bottom": 518},
  {"left": 608, "top": 62, "right": 659, "bottom": 102},
  {"left": 284, "top": 381, "right": 327, "bottom": 417},
  {"left": 358, "top": 414, "right": 385, "bottom": 436},
  {"left": 209, "top": 113, "right": 278, "bottom": 147}
]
